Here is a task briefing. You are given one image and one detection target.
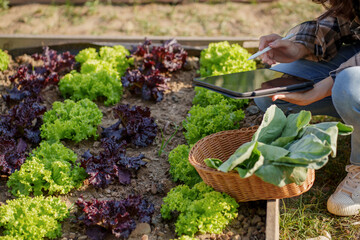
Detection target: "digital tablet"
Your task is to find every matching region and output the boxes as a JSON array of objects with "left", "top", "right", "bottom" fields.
[{"left": 193, "top": 68, "right": 314, "bottom": 99}]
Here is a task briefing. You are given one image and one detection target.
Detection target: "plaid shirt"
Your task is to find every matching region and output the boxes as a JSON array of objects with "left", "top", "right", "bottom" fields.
[{"left": 288, "top": 15, "right": 360, "bottom": 77}]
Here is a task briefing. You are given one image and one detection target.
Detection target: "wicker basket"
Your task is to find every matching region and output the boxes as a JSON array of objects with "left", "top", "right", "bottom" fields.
[{"left": 188, "top": 127, "right": 315, "bottom": 202}]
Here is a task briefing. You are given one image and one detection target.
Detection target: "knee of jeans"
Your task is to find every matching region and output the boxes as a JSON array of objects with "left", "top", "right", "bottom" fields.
[
  {"left": 332, "top": 67, "right": 360, "bottom": 107},
  {"left": 254, "top": 97, "right": 273, "bottom": 112}
]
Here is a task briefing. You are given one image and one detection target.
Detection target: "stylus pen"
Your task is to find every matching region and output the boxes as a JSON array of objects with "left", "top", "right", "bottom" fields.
[{"left": 247, "top": 33, "right": 295, "bottom": 60}]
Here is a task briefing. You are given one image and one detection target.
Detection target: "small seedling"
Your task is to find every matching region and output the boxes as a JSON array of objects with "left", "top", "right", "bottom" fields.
[{"left": 158, "top": 122, "right": 179, "bottom": 157}]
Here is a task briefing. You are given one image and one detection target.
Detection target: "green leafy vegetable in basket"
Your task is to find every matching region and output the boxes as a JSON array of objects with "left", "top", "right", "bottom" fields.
[
  {"left": 168, "top": 144, "right": 202, "bottom": 187},
  {"left": 0, "top": 196, "right": 69, "bottom": 240},
  {"left": 161, "top": 182, "right": 238, "bottom": 237},
  {"left": 199, "top": 41, "right": 256, "bottom": 78},
  {"left": 183, "top": 101, "right": 245, "bottom": 145},
  {"left": 40, "top": 99, "right": 103, "bottom": 143},
  {"left": 0, "top": 49, "right": 10, "bottom": 71},
  {"left": 7, "top": 141, "right": 87, "bottom": 197},
  {"left": 205, "top": 105, "right": 353, "bottom": 187}
]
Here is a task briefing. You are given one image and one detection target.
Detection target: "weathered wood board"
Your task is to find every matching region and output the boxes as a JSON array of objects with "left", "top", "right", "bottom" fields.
[
  {"left": 0, "top": 34, "right": 259, "bottom": 57},
  {"left": 9, "top": 0, "right": 276, "bottom": 5}
]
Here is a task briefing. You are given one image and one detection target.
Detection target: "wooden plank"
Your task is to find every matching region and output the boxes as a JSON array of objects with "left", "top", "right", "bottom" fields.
[
  {"left": 9, "top": 0, "right": 276, "bottom": 5},
  {"left": 266, "top": 199, "right": 280, "bottom": 240},
  {"left": 0, "top": 34, "right": 259, "bottom": 56}
]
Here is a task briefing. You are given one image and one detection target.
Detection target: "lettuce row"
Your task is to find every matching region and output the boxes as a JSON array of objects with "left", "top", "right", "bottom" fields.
[
  {"left": 161, "top": 182, "right": 239, "bottom": 237},
  {"left": 7, "top": 141, "right": 87, "bottom": 197},
  {"left": 168, "top": 144, "right": 202, "bottom": 187},
  {"left": 207, "top": 105, "right": 354, "bottom": 187},
  {"left": 0, "top": 49, "right": 10, "bottom": 71},
  {"left": 182, "top": 41, "right": 254, "bottom": 145},
  {"left": 192, "top": 41, "right": 254, "bottom": 121},
  {"left": 169, "top": 42, "right": 253, "bottom": 189},
  {"left": 40, "top": 99, "right": 103, "bottom": 143},
  {"left": 0, "top": 196, "right": 69, "bottom": 240}
]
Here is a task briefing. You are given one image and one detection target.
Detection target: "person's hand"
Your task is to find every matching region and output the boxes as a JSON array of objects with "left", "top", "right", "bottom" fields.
[
  {"left": 271, "top": 76, "right": 334, "bottom": 105},
  {"left": 259, "top": 34, "right": 311, "bottom": 65}
]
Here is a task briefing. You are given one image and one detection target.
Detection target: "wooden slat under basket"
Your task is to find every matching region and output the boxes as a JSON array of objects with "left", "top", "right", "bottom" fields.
[{"left": 188, "top": 127, "right": 315, "bottom": 202}]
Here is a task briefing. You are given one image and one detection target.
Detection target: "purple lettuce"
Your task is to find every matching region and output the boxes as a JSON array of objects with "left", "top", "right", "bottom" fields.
[
  {"left": 0, "top": 137, "right": 28, "bottom": 175},
  {"left": 132, "top": 38, "right": 187, "bottom": 73},
  {"left": 80, "top": 138, "right": 146, "bottom": 188},
  {"left": 0, "top": 98, "right": 46, "bottom": 145},
  {"left": 122, "top": 39, "right": 187, "bottom": 102},
  {"left": 121, "top": 69, "right": 169, "bottom": 102},
  {"left": 101, "top": 104, "right": 158, "bottom": 147},
  {"left": 76, "top": 195, "right": 155, "bottom": 239},
  {"left": 3, "top": 47, "right": 75, "bottom": 103}
]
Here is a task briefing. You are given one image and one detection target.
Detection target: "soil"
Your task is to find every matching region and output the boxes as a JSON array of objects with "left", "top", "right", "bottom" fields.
[
  {"left": 0, "top": 1, "right": 323, "bottom": 38},
  {"left": 0, "top": 52, "right": 266, "bottom": 240}
]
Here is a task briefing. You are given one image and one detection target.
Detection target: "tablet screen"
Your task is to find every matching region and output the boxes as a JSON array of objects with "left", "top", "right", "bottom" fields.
[{"left": 193, "top": 68, "right": 313, "bottom": 98}]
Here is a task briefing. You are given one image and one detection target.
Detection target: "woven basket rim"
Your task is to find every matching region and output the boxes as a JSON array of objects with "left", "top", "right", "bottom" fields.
[
  {"left": 188, "top": 126, "right": 258, "bottom": 170},
  {"left": 188, "top": 126, "right": 315, "bottom": 192}
]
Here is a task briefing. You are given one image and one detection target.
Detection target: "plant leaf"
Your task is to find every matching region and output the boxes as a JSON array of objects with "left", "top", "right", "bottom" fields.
[
  {"left": 235, "top": 145, "right": 264, "bottom": 178},
  {"left": 218, "top": 141, "right": 258, "bottom": 172},
  {"left": 274, "top": 134, "right": 332, "bottom": 169},
  {"left": 257, "top": 142, "right": 289, "bottom": 160},
  {"left": 252, "top": 105, "right": 287, "bottom": 144},
  {"left": 271, "top": 110, "right": 311, "bottom": 147},
  {"left": 204, "top": 158, "right": 223, "bottom": 169}
]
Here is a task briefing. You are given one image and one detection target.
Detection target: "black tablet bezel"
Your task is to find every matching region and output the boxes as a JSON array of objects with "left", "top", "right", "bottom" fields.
[{"left": 193, "top": 69, "right": 314, "bottom": 98}]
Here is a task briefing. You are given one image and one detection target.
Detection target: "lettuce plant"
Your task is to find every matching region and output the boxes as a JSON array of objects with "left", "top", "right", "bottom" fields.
[
  {"left": 76, "top": 195, "right": 154, "bottom": 239},
  {"left": 183, "top": 101, "right": 245, "bottom": 145},
  {"left": 59, "top": 69, "right": 123, "bottom": 105},
  {"left": 121, "top": 39, "right": 187, "bottom": 102},
  {"left": 0, "top": 49, "right": 10, "bottom": 71},
  {"left": 161, "top": 182, "right": 238, "bottom": 237},
  {"left": 3, "top": 47, "right": 75, "bottom": 103},
  {"left": 121, "top": 69, "right": 169, "bottom": 102},
  {"left": 192, "top": 86, "right": 249, "bottom": 109},
  {"left": 75, "top": 45, "right": 133, "bottom": 76},
  {"left": 0, "top": 196, "right": 69, "bottom": 240},
  {"left": 0, "top": 137, "right": 27, "bottom": 176},
  {"left": 101, "top": 104, "right": 158, "bottom": 147},
  {"left": 131, "top": 38, "right": 187, "bottom": 73},
  {"left": 40, "top": 99, "right": 103, "bottom": 143},
  {"left": 199, "top": 41, "right": 256, "bottom": 78},
  {"left": 168, "top": 144, "right": 202, "bottom": 187},
  {"left": 59, "top": 45, "right": 132, "bottom": 105},
  {"left": 81, "top": 138, "right": 146, "bottom": 188},
  {"left": 7, "top": 141, "right": 87, "bottom": 197},
  {"left": 0, "top": 98, "right": 46, "bottom": 145}
]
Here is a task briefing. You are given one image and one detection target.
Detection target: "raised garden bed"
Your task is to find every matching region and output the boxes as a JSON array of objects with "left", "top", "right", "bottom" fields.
[{"left": 0, "top": 36, "right": 276, "bottom": 240}]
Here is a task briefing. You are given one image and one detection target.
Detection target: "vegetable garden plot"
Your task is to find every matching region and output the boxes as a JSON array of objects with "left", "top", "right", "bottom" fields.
[{"left": 0, "top": 40, "right": 268, "bottom": 240}]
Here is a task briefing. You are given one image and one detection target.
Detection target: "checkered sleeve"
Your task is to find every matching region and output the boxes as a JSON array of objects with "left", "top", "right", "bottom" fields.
[
  {"left": 330, "top": 54, "right": 360, "bottom": 80},
  {"left": 287, "top": 16, "right": 352, "bottom": 62}
]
